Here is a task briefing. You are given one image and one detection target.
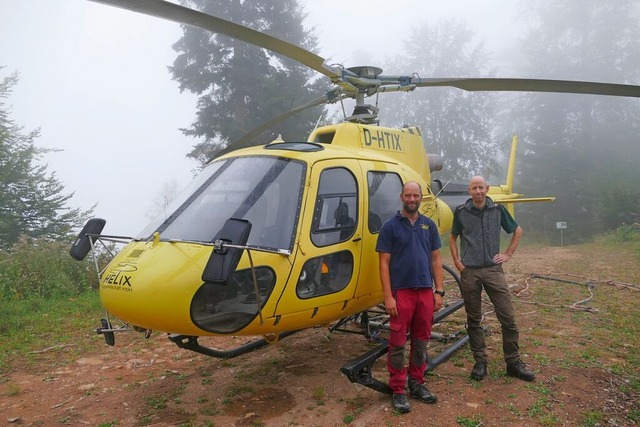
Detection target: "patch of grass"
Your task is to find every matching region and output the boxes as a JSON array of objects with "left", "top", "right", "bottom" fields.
[
  {"left": 312, "top": 386, "right": 325, "bottom": 405},
  {"left": 538, "top": 412, "right": 560, "bottom": 426},
  {"left": 520, "top": 235, "right": 640, "bottom": 426},
  {"left": 506, "top": 402, "right": 522, "bottom": 416},
  {"left": 532, "top": 353, "right": 550, "bottom": 366},
  {"left": 5, "top": 382, "right": 20, "bottom": 396},
  {"left": 222, "top": 384, "right": 254, "bottom": 405},
  {"left": 456, "top": 415, "right": 483, "bottom": 426},
  {"left": 200, "top": 403, "right": 220, "bottom": 416},
  {"left": 144, "top": 394, "right": 168, "bottom": 410},
  {"left": 527, "top": 397, "right": 550, "bottom": 417},
  {"left": 469, "top": 379, "right": 483, "bottom": 389},
  {"left": 581, "top": 410, "right": 604, "bottom": 427},
  {"left": 526, "top": 383, "right": 553, "bottom": 396},
  {"left": 342, "top": 413, "right": 355, "bottom": 424},
  {"left": 340, "top": 396, "right": 366, "bottom": 422},
  {"left": 0, "top": 291, "right": 103, "bottom": 374},
  {"left": 627, "top": 409, "right": 640, "bottom": 423}
]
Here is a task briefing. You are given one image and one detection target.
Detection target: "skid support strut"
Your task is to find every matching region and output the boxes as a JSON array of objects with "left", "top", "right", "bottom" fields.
[
  {"left": 340, "top": 264, "right": 468, "bottom": 394},
  {"left": 339, "top": 300, "right": 468, "bottom": 394}
]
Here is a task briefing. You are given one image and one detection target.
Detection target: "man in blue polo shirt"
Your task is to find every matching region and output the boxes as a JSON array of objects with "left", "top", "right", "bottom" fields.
[{"left": 376, "top": 180, "right": 445, "bottom": 413}]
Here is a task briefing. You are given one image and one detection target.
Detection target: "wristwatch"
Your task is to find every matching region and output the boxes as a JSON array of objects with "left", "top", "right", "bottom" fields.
[{"left": 434, "top": 290, "right": 445, "bottom": 297}]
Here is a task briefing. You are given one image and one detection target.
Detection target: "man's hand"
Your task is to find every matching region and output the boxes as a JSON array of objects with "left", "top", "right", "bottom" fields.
[
  {"left": 493, "top": 253, "right": 511, "bottom": 264},
  {"left": 384, "top": 295, "right": 398, "bottom": 317},
  {"left": 434, "top": 293, "right": 444, "bottom": 312}
]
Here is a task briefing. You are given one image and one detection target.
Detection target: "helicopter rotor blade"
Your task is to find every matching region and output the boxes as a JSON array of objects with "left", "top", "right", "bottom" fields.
[
  {"left": 403, "top": 77, "right": 640, "bottom": 98},
  {"left": 89, "top": 1, "right": 640, "bottom": 100},
  {"left": 88, "top": 0, "right": 640, "bottom": 131},
  {"left": 88, "top": 0, "right": 349, "bottom": 85},
  {"left": 214, "top": 90, "right": 348, "bottom": 159}
]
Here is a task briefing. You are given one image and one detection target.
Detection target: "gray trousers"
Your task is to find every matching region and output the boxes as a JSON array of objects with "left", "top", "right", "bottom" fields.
[{"left": 459, "top": 265, "right": 520, "bottom": 364}]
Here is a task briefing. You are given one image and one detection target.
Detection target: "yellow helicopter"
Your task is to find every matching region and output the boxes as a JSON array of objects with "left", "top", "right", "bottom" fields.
[{"left": 71, "top": 0, "right": 640, "bottom": 394}]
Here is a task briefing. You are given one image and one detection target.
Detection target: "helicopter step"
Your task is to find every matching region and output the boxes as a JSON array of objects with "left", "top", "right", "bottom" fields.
[{"left": 339, "top": 298, "right": 469, "bottom": 395}]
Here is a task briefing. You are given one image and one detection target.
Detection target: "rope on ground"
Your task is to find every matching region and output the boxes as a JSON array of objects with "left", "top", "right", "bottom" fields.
[
  {"left": 528, "top": 273, "right": 599, "bottom": 313},
  {"left": 29, "top": 344, "right": 74, "bottom": 354},
  {"left": 546, "top": 271, "right": 640, "bottom": 292}
]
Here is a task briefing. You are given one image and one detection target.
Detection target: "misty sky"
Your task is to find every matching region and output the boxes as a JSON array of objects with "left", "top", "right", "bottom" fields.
[{"left": 1, "top": 0, "right": 521, "bottom": 236}]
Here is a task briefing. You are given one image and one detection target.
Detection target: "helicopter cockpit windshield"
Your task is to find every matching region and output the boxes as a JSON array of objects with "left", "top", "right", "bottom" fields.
[{"left": 137, "top": 156, "right": 306, "bottom": 252}]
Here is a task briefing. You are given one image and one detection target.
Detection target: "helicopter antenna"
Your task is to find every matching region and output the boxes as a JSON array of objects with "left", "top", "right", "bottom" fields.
[
  {"left": 434, "top": 177, "right": 454, "bottom": 197},
  {"left": 163, "top": 195, "right": 169, "bottom": 221},
  {"left": 339, "top": 98, "right": 348, "bottom": 121},
  {"left": 311, "top": 110, "right": 325, "bottom": 134}
]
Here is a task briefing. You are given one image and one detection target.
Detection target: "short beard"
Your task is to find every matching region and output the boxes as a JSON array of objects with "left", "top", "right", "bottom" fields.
[{"left": 403, "top": 202, "right": 420, "bottom": 214}]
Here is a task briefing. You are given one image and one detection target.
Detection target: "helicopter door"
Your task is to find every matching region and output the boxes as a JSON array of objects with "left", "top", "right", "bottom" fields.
[
  {"left": 354, "top": 164, "right": 404, "bottom": 298},
  {"left": 275, "top": 161, "right": 363, "bottom": 324}
]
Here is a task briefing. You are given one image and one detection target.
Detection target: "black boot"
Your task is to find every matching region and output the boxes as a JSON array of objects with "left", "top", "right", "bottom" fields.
[
  {"left": 408, "top": 379, "right": 437, "bottom": 404},
  {"left": 506, "top": 360, "right": 536, "bottom": 381},
  {"left": 470, "top": 362, "right": 487, "bottom": 381},
  {"left": 392, "top": 393, "right": 411, "bottom": 413}
]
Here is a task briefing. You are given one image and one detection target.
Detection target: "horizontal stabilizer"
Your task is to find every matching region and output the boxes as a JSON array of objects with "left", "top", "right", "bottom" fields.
[{"left": 496, "top": 197, "right": 556, "bottom": 204}]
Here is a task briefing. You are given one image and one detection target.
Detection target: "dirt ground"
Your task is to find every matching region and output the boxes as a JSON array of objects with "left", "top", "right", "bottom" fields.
[{"left": 1, "top": 245, "right": 639, "bottom": 426}]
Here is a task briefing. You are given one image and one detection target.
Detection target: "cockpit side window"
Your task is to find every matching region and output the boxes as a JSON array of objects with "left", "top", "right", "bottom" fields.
[
  {"left": 367, "top": 171, "right": 402, "bottom": 233},
  {"left": 311, "top": 167, "right": 358, "bottom": 247}
]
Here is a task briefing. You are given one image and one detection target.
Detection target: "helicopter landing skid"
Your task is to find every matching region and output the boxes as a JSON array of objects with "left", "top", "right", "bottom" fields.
[
  {"left": 339, "top": 299, "right": 469, "bottom": 395},
  {"left": 168, "top": 330, "right": 299, "bottom": 359}
]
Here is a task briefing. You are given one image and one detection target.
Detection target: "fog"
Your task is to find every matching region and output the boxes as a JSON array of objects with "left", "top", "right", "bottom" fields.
[{"left": 1, "top": 0, "right": 521, "bottom": 236}]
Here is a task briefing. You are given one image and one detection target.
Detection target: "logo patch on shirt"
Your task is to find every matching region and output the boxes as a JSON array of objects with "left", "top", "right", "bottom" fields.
[{"left": 421, "top": 224, "right": 430, "bottom": 230}]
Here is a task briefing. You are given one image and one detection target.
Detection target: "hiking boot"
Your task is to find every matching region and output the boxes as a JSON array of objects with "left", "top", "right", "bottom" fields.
[
  {"left": 506, "top": 360, "right": 536, "bottom": 382},
  {"left": 470, "top": 362, "right": 487, "bottom": 381},
  {"left": 408, "top": 379, "right": 437, "bottom": 404},
  {"left": 392, "top": 393, "right": 411, "bottom": 413}
]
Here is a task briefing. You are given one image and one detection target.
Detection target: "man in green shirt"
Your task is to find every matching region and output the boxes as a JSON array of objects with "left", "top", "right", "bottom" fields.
[{"left": 449, "top": 176, "right": 535, "bottom": 382}]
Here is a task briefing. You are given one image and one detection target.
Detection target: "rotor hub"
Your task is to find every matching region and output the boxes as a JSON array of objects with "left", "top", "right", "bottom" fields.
[{"left": 346, "top": 66, "right": 383, "bottom": 79}]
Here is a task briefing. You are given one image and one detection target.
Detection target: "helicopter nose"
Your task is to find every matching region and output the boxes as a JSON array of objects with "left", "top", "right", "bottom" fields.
[{"left": 99, "top": 241, "right": 212, "bottom": 336}]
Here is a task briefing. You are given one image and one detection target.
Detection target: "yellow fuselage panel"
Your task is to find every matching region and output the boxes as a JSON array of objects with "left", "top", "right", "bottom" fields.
[
  {"left": 239, "top": 293, "right": 383, "bottom": 336},
  {"left": 100, "top": 241, "right": 292, "bottom": 335},
  {"left": 309, "top": 123, "right": 432, "bottom": 183},
  {"left": 430, "top": 197, "right": 454, "bottom": 234},
  {"left": 100, "top": 241, "right": 208, "bottom": 334}
]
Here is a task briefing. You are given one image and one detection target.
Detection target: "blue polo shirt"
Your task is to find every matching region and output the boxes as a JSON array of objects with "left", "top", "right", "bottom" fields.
[{"left": 375, "top": 212, "right": 441, "bottom": 290}]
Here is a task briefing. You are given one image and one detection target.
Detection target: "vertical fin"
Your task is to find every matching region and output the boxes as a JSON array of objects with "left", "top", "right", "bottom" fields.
[{"left": 506, "top": 134, "right": 518, "bottom": 193}]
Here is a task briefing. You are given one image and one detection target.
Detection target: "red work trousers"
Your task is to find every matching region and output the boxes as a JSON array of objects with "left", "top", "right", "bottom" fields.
[{"left": 387, "top": 288, "right": 434, "bottom": 394}]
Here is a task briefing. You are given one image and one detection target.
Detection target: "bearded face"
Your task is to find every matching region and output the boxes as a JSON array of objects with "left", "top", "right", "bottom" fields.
[{"left": 401, "top": 182, "right": 422, "bottom": 214}]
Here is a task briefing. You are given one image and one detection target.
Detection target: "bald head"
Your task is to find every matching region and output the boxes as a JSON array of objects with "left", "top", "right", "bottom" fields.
[
  {"left": 468, "top": 176, "right": 487, "bottom": 187},
  {"left": 401, "top": 181, "right": 423, "bottom": 215},
  {"left": 468, "top": 176, "right": 489, "bottom": 208},
  {"left": 403, "top": 180, "right": 423, "bottom": 195}
]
